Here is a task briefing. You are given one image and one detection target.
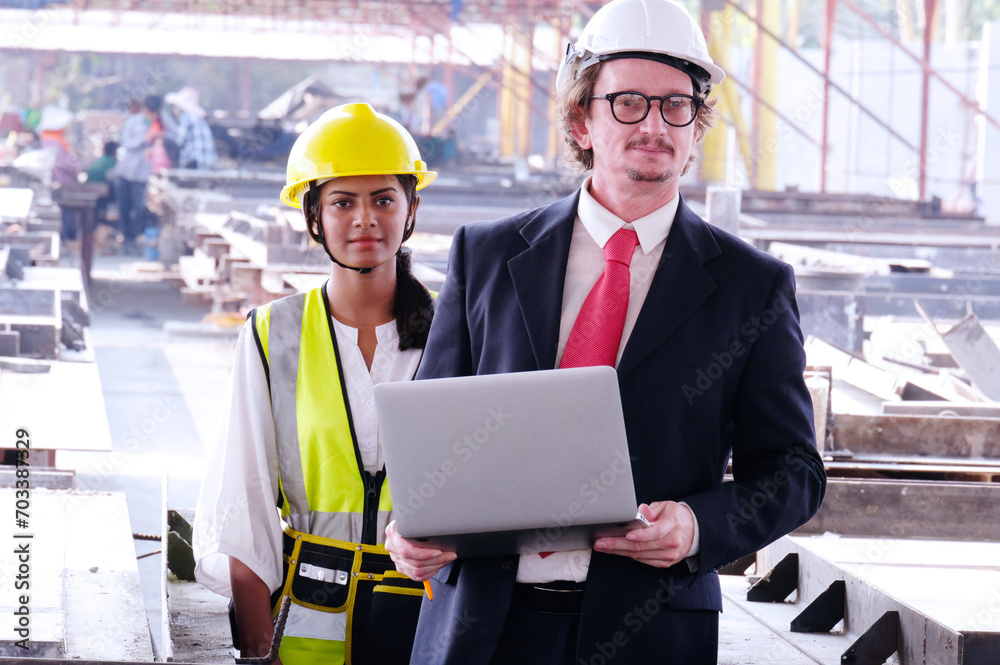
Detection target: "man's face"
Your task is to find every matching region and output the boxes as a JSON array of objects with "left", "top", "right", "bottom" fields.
[{"left": 572, "top": 58, "right": 696, "bottom": 194}]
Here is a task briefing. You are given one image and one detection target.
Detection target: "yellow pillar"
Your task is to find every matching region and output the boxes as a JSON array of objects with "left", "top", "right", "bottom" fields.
[
  {"left": 755, "top": 0, "right": 779, "bottom": 190},
  {"left": 499, "top": 26, "right": 517, "bottom": 159},
  {"left": 701, "top": 8, "right": 731, "bottom": 184},
  {"left": 515, "top": 26, "right": 532, "bottom": 159},
  {"left": 547, "top": 19, "right": 563, "bottom": 164}
]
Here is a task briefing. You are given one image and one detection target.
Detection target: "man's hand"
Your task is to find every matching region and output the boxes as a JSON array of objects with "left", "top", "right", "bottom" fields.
[
  {"left": 592, "top": 501, "right": 695, "bottom": 568},
  {"left": 384, "top": 520, "right": 457, "bottom": 582}
]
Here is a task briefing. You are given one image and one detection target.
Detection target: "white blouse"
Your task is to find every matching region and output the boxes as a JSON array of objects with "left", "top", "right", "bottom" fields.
[{"left": 193, "top": 316, "right": 422, "bottom": 597}]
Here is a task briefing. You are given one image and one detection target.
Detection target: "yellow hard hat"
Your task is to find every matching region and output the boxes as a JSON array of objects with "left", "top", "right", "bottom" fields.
[{"left": 280, "top": 102, "right": 438, "bottom": 208}]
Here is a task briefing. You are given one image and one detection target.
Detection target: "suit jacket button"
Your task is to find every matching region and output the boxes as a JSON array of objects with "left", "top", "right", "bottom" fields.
[{"left": 501, "top": 560, "right": 514, "bottom": 573}]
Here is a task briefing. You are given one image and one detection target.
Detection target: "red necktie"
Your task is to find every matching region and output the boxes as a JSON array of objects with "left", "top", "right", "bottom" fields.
[
  {"left": 559, "top": 227, "right": 639, "bottom": 369},
  {"left": 540, "top": 228, "right": 637, "bottom": 559}
]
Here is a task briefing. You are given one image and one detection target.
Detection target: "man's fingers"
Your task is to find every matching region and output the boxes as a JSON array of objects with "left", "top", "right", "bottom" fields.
[{"left": 385, "top": 521, "right": 456, "bottom": 581}]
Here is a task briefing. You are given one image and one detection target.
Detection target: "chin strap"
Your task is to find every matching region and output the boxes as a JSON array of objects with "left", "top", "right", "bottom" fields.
[
  {"left": 313, "top": 222, "right": 376, "bottom": 274},
  {"left": 329, "top": 252, "right": 374, "bottom": 275}
]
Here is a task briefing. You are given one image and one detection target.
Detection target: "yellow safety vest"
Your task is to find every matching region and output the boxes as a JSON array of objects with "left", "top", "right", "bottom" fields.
[{"left": 251, "top": 284, "right": 423, "bottom": 665}]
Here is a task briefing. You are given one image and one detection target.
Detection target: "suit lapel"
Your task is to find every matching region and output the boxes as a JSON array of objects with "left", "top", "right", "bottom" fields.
[
  {"left": 508, "top": 191, "right": 580, "bottom": 370},
  {"left": 618, "top": 198, "right": 721, "bottom": 377}
]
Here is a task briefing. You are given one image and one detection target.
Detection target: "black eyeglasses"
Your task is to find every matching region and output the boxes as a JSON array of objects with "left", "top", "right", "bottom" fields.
[{"left": 590, "top": 91, "right": 703, "bottom": 127}]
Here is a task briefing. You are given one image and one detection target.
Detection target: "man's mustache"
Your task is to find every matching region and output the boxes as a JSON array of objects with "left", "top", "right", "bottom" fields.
[{"left": 625, "top": 137, "right": 675, "bottom": 153}]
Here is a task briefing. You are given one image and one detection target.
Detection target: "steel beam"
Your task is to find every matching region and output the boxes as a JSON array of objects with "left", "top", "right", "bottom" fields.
[
  {"left": 748, "top": 553, "right": 799, "bottom": 602},
  {"left": 832, "top": 413, "right": 1000, "bottom": 458},
  {"left": 841, "top": 611, "right": 900, "bottom": 665},
  {"left": 795, "top": 479, "right": 1000, "bottom": 541},
  {"left": 916, "top": 303, "right": 1000, "bottom": 401},
  {"left": 790, "top": 579, "right": 846, "bottom": 633},
  {"left": 744, "top": 535, "right": 1000, "bottom": 665}
]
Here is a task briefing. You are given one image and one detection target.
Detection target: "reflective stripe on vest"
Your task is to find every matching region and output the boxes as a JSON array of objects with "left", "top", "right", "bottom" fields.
[{"left": 254, "top": 285, "right": 393, "bottom": 544}]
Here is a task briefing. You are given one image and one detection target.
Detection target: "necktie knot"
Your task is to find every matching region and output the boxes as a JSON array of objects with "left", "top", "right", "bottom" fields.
[{"left": 605, "top": 228, "right": 638, "bottom": 266}]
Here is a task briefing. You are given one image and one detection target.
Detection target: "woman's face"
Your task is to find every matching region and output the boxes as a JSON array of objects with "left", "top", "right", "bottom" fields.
[{"left": 316, "top": 174, "right": 413, "bottom": 272}]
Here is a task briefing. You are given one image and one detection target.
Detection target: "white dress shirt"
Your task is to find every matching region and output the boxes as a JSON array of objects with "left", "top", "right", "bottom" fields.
[{"left": 516, "top": 178, "right": 700, "bottom": 583}]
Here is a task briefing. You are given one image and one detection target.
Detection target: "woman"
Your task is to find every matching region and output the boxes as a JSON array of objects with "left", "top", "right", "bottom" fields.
[{"left": 194, "top": 102, "right": 437, "bottom": 665}]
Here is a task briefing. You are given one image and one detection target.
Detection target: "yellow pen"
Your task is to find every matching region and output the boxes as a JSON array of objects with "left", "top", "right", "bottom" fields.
[{"left": 423, "top": 580, "right": 434, "bottom": 600}]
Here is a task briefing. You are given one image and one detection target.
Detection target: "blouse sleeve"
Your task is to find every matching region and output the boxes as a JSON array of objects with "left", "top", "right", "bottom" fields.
[{"left": 193, "top": 322, "right": 285, "bottom": 596}]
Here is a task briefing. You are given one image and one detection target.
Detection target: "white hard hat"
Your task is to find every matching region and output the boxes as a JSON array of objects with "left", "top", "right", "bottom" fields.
[
  {"left": 165, "top": 86, "right": 206, "bottom": 118},
  {"left": 556, "top": 0, "right": 725, "bottom": 95},
  {"left": 37, "top": 105, "right": 74, "bottom": 132}
]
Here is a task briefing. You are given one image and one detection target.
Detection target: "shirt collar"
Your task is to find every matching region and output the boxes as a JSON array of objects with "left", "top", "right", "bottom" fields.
[
  {"left": 331, "top": 317, "right": 399, "bottom": 345},
  {"left": 576, "top": 176, "right": 678, "bottom": 254}
]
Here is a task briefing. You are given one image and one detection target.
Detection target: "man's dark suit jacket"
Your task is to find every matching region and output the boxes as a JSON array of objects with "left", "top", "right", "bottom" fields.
[{"left": 409, "top": 191, "right": 827, "bottom": 665}]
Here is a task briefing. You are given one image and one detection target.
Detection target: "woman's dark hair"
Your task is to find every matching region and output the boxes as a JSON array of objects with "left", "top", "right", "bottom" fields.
[{"left": 303, "top": 174, "right": 433, "bottom": 351}]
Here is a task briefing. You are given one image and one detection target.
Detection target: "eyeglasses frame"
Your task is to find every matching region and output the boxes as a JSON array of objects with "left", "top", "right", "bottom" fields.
[{"left": 589, "top": 91, "right": 704, "bottom": 128}]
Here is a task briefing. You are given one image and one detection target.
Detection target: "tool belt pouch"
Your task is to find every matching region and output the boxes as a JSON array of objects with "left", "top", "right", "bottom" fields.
[
  {"left": 351, "top": 552, "right": 424, "bottom": 665},
  {"left": 277, "top": 528, "right": 424, "bottom": 664},
  {"left": 278, "top": 530, "right": 353, "bottom": 611}
]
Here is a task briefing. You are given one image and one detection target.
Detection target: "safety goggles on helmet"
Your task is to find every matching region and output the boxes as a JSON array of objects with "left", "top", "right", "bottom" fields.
[{"left": 280, "top": 102, "right": 436, "bottom": 209}]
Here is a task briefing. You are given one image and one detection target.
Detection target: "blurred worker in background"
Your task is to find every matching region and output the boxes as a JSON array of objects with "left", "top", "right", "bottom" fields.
[
  {"left": 37, "top": 104, "right": 81, "bottom": 240},
  {"left": 85, "top": 139, "right": 119, "bottom": 229},
  {"left": 385, "top": 0, "right": 827, "bottom": 663},
  {"left": 116, "top": 96, "right": 160, "bottom": 255},
  {"left": 163, "top": 86, "right": 217, "bottom": 170},
  {"left": 194, "top": 102, "right": 437, "bottom": 665}
]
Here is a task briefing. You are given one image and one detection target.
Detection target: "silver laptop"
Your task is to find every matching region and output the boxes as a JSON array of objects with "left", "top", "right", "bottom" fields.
[{"left": 374, "top": 366, "right": 646, "bottom": 557}]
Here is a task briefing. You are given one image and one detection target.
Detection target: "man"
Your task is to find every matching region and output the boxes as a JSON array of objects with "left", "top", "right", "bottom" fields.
[
  {"left": 37, "top": 105, "right": 81, "bottom": 241},
  {"left": 386, "top": 1, "right": 827, "bottom": 663},
  {"left": 116, "top": 97, "right": 158, "bottom": 254},
  {"left": 163, "top": 86, "right": 218, "bottom": 170}
]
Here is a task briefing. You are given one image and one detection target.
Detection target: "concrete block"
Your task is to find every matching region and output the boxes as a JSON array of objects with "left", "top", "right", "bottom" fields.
[
  {"left": 26, "top": 218, "right": 61, "bottom": 235},
  {"left": 0, "top": 361, "right": 112, "bottom": 454},
  {"left": 201, "top": 237, "right": 230, "bottom": 260},
  {"left": 0, "top": 187, "right": 33, "bottom": 220},
  {"left": 0, "top": 330, "right": 19, "bottom": 357},
  {"left": 231, "top": 263, "right": 262, "bottom": 296},
  {"left": 0, "top": 288, "right": 57, "bottom": 317},
  {"left": 63, "top": 491, "right": 154, "bottom": 660},
  {"left": 9, "top": 323, "right": 58, "bottom": 358},
  {"left": 269, "top": 245, "right": 319, "bottom": 265},
  {"left": 797, "top": 291, "right": 865, "bottom": 353},
  {"left": 705, "top": 186, "right": 741, "bottom": 234},
  {"left": 0, "top": 488, "right": 66, "bottom": 657},
  {"left": 264, "top": 224, "right": 284, "bottom": 244},
  {"left": 804, "top": 373, "right": 829, "bottom": 453},
  {"left": 0, "top": 231, "right": 59, "bottom": 262}
]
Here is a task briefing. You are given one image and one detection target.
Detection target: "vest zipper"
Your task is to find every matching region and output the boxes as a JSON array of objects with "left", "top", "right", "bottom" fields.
[{"left": 361, "top": 468, "right": 385, "bottom": 545}]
